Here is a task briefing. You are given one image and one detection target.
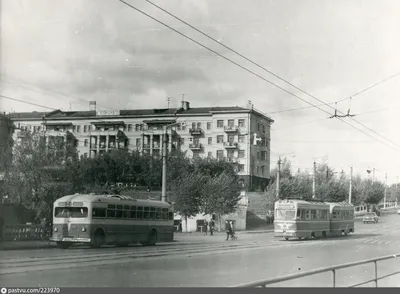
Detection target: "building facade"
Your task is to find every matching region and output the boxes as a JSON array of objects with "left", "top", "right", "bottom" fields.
[{"left": 9, "top": 101, "right": 274, "bottom": 191}]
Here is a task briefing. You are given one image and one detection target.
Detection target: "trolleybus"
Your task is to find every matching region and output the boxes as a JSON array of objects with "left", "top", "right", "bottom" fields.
[{"left": 50, "top": 193, "right": 174, "bottom": 249}]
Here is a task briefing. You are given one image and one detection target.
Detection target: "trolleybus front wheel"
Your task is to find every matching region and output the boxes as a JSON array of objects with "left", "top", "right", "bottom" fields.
[
  {"left": 56, "top": 242, "right": 71, "bottom": 249},
  {"left": 90, "top": 229, "right": 105, "bottom": 248}
]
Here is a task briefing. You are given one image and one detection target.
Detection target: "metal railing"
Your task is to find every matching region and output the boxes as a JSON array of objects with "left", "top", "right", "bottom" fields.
[{"left": 233, "top": 253, "right": 400, "bottom": 288}]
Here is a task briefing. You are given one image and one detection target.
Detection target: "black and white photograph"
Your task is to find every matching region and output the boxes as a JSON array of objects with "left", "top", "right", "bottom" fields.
[{"left": 1, "top": 0, "right": 400, "bottom": 288}]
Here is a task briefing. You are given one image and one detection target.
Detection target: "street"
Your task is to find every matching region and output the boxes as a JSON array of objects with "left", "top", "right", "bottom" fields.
[{"left": 2, "top": 214, "right": 400, "bottom": 287}]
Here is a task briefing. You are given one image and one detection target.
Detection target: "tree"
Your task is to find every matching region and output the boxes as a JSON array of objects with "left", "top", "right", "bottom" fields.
[
  {"left": 4, "top": 131, "right": 76, "bottom": 222},
  {"left": 171, "top": 172, "right": 204, "bottom": 232},
  {"left": 363, "top": 181, "right": 385, "bottom": 205},
  {"left": 201, "top": 171, "right": 242, "bottom": 230}
]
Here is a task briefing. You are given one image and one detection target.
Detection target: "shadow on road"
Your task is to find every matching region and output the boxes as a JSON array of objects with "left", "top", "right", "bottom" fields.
[{"left": 278, "top": 233, "right": 382, "bottom": 242}]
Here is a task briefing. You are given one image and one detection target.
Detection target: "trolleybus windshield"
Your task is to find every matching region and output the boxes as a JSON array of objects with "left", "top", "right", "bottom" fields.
[
  {"left": 275, "top": 209, "right": 296, "bottom": 221},
  {"left": 55, "top": 207, "right": 89, "bottom": 218}
]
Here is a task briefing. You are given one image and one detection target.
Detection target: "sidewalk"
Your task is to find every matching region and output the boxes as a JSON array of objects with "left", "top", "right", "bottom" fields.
[{"left": 0, "top": 228, "right": 274, "bottom": 251}]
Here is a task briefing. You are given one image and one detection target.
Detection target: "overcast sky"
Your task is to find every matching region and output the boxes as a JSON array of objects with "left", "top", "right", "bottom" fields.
[{"left": 2, "top": 0, "right": 400, "bottom": 185}]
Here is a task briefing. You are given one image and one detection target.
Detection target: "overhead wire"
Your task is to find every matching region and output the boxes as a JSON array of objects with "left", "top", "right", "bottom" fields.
[{"left": 127, "top": 0, "right": 400, "bottom": 151}]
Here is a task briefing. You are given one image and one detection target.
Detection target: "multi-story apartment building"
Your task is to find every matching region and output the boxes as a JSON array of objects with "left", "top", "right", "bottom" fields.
[
  {"left": 0, "top": 113, "right": 15, "bottom": 171},
  {"left": 8, "top": 101, "right": 274, "bottom": 191}
]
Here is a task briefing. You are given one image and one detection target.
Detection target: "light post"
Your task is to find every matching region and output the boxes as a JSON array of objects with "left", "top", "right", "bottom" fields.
[{"left": 161, "top": 121, "right": 186, "bottom": 202}]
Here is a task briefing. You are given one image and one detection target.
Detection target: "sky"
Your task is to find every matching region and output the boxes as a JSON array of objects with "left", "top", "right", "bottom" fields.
[{"left": 1, "top": 0, "right": 400, "bottom": 185}]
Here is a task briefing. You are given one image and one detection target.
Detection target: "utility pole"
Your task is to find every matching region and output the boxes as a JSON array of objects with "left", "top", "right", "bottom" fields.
[
  {"left": 373, "top": 168, "right": 376, "bottom": 183},
  {"left": 312, "top": 161, "right": 316, "bottom": 199},
  {"left": 349, "top": 166, "right": 353, "bottom": 204},
  {"left": 276, "top": 158, "right": 281, "bottom": 199},
  {"left": 384, "top": 173, "right": 387, "bottom": 209},
  {"left": 161, "top": 126, "right": 168, "bottom": 202}
]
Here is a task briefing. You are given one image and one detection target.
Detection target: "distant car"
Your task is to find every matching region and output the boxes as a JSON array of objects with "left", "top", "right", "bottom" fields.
[
  {"left": 397, "top": 209, "right": 400, "bottom": 215},
  {"left": 363, "top": 212, "right": 379, "bottom": 224}
]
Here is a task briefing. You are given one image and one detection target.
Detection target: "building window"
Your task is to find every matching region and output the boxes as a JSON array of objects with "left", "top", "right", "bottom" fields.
[
  {"left": 76, "top": 125, "right": 81, "bottom": 133},
  {"left": 256, "top": 166, "right": 259, "bottom": 174},
  {"left": 238, "top": 119, "right": 245, "bottom": 128},
  {"left": 217, "top": 150, "right": 224, "bottom": 159},
  {"left": 207, "top": 122, "right": 211, "bottom": 130},
  {"left": 192, "top": 122, "right": 196, "bottom": 129},
  {"left": 238, "top": 164, "right": 244, "bottom": 172},
  {"left": 72, "top": 125, "right": 76, "bottom": 132},
  {"left": 84, "top": 125, "right": 88, "bottom": 133},
  {"left": 135, "top": 124, "right": 140, "bottom": 131},
  {"left": 84, "top": 139, "right": 88, "bottom": 147},
  {"left": 217, "top": 135, "right": 224, "bottom": 143},
  {"left": 193, "top": 151, "right": 200, "bottom": 159},
  {"left": 257, "top": 152, "right": 260, "bottom": 160},
  {"left": 238, "top": 135, "right": 245, "bottom": 143},
  {"left": 228, "top": 119, "right": 234, "bottom": 127},
  {"left": 136, "top": 138, "right": 141, "bottom": 147},
  {"left": 261, "top": 166, "right": 265, "bottom": 176},
  {"left": 227, "top": 150, "right": 234, "bottom": 159},
  {"left": 181, "top": 123, "right": 186, "bottom": 130},
  {"left": 197, "top": 122, "right": 201, "bottom": 129},
  {"left": 208, "top": 151, "right": 212, "bottom": 158},
  {"left": 217, "top": 120, "right": 224, "bottom": 128},
  {"left": 208, "top": 137, "right": 212, "bottom": 145},
  {"left": 128, "top": 124, "right": 132, "bottom": 132},
  {"left": 228, "top": 135, "right": 235, "bottom": 143},
  {"left": 238, "top": 150, "right": 245, "bottom": 158}
]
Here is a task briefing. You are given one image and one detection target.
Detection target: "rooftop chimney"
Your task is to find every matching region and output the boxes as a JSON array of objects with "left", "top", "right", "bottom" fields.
[
  {"left": 181, "top": 101, "right": 190, "bottom": 110},
  {"left": 89, "top": 101, "right": 96, "bottom": 111}
]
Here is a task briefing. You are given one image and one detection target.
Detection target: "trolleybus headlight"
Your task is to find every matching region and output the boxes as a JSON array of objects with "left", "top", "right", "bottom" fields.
[
  {"left": 54, "top": 227, "right": 58, "bottom": 232},
  {"left": 82, "top": 227, "right": 86, "bottom": 232}
]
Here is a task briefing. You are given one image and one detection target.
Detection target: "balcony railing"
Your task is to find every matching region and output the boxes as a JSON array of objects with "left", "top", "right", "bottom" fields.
[
  {"left": 227, "top": 157, "right": 239, "bottom": 163},
  {"left": 189, "top": 143, "right": 203, "bottom": 150},
  {"left": 223, "top": 142, "right": 239, "bottom": 149},
  {"left": 224, "top": 125, "right": 239, "bottom": 132},
  {"left": 189, "top": 128, "right": 203, "bottom": 135}
]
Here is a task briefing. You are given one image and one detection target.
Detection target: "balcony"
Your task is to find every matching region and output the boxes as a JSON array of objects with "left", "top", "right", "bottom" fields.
[
  {"left": 189, "top": 128, "right": 203, "bottom": 135},
  {"left": 189, "top": 143, "right": 203, "bottom": 151},
  {"left": 224, "top": 125, "right": 238, "bottom": 133},
  {"left": 223, "top": 142, "right": 239, "bottom": 149},
  {"left": 227, "top": 157, "right": 239, "bottom": 164},
  {"left": 89, "top": 129, "right": 125, "bottom": 137}
]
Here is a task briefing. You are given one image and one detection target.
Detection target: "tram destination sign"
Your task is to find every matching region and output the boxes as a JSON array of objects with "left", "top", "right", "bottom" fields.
[{"left": 96, "top": 110, "right": 120, "bottom": 116}]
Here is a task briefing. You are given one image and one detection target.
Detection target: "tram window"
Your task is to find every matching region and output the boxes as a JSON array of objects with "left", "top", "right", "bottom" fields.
[
  {"left": 162, "top": 208, "right": 168, "bottom": 220},
  {"left": 143, "top": 207, "right": 150, "bottom": 219},
  {"left": 311, "top": 210, "right": 317, "bottom": 220},
  {"left": 117, "top": 205, "right": 123, "bottom": 210},
  {"left": 137, "top": 206, "right": 144, "bottom": 219},
  {"left": 296, "top": 209, "right": 301, "bottom": 218},
  {"left": 116, "top": 208, "right": 123, "bottom": 218},
  {"left": 92, "top": 208, "right": 106, "bottom": 218},
  {"left": 321, "top": 210, "right": 328, "bottom": 220},
  {"left": 169, "top": 212, "right": 174, "bottom": 220},
  {"left": 130, "top": 206, "right": 137, "bottom": 219},
  {"left": 123, "top": 205, "right": 130, "bottom": 210},
  {"left": 149, "top": 207, "right": 156, "bottom": 220},
  {"left": 305, "top": 210, "right": 310, "bottom": 220},
  {"left": 107, "top": 209, "right": 116, "bottom": 218},
  {"left": 108, "top": 204, "right": 116, "bottom": 209},
  {"left": 332, "top": 211, "right": 337, "bottom": 220},
  {"left": 122, "top": 209, "right": 129, "bottom": 219},
  {"left": 156, "top": 207, "right": 161, "bottom": 220}
]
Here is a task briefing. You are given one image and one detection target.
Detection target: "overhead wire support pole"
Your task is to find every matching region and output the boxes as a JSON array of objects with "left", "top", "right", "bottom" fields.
[
  {"left": 312, "top": 161, "right": 316, "bottom": 199},
  {"left": 276, "top": 157, "right": 281, "bottom": 199},
  {"left": 349, "top": 166, "right": 353, "bottom": 204},
  {"left": 161, "top": 125, "right": 168, "bottom": 202}
]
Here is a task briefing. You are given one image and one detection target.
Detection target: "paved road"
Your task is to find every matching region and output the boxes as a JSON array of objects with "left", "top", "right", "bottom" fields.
[{"left": 2, "top": 214, "right": 400, "bottom": 287}]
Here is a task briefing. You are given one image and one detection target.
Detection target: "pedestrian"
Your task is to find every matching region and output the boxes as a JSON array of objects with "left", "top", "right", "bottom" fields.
[
  {"left": 226, "top": 220, "right": 234, "bottom": 240},
  {"left": 204, "top": 220, "right": 208, "bottom": 235},
  {"left": 209, "top": 219, "right": 215, "bottom": 236}
]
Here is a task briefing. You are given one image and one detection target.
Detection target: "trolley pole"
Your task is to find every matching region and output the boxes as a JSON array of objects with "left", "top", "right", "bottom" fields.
[
  {"left": 312, "top": 161, "right": 316, "bottom": 199},
  {"left": 161, "top": 126, "right": 168, "bottom": 202},
  {"left": 384, "top": 173, "right": 387, "bottom": 209},
  {"left": 349, "top": 166, "right": 353, "bottom": 204},
  {"left": 276, "top": 158, "right": 281, "bottom": 199}
]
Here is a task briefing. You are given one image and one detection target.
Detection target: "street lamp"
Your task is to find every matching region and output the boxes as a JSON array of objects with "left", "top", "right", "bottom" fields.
[
  {"left": 161, "top": 121, "right": 186, "bottom": 202},
  {"left": 275, "top": 153, "right": 295, "bottom": 199}
]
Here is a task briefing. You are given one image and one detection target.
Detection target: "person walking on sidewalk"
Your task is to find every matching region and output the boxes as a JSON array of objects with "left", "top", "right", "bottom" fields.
[
  {"left": 226, "top": 221, "right": 234, "bottom": 240},
  {"left": 204, "top": 220, "right": 208, "bottom": 235},
  {"left": 209, "top": 219, "right": 215, "bottom": 236}
]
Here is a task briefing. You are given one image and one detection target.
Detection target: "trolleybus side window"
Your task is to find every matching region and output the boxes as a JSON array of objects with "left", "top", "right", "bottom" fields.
[
  {"left": 130, "top": 206, "right": 137, "bottom": 219},
  {"left": 311, "top": 210, "right": 317, "bottom": 220},
  {"left": 150, "top": 207, "right": 156, "bottom": 220},
  {"left": 116, "top": 205, "right": 123, "bottom": 218},
  {"left": 162, "top": 208, "right": 168, "bottom": 220},
  {"left": 92, "top": 207, "right": 106, "bottom": 218},
  {"left": 107, "top": 204, "right": 116, "bottom": 218},
  {"left": 143, "top": 207, "right": 150, "bottom": 219},
  {"left": 156, "top": 207, "right": 161, "bottom": 220},
  {"left": 137, "top": 206, "right": 144, "bottom": 219},
  {"left": 123, "top": 205, "right": 130, "bottom": 219}
]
